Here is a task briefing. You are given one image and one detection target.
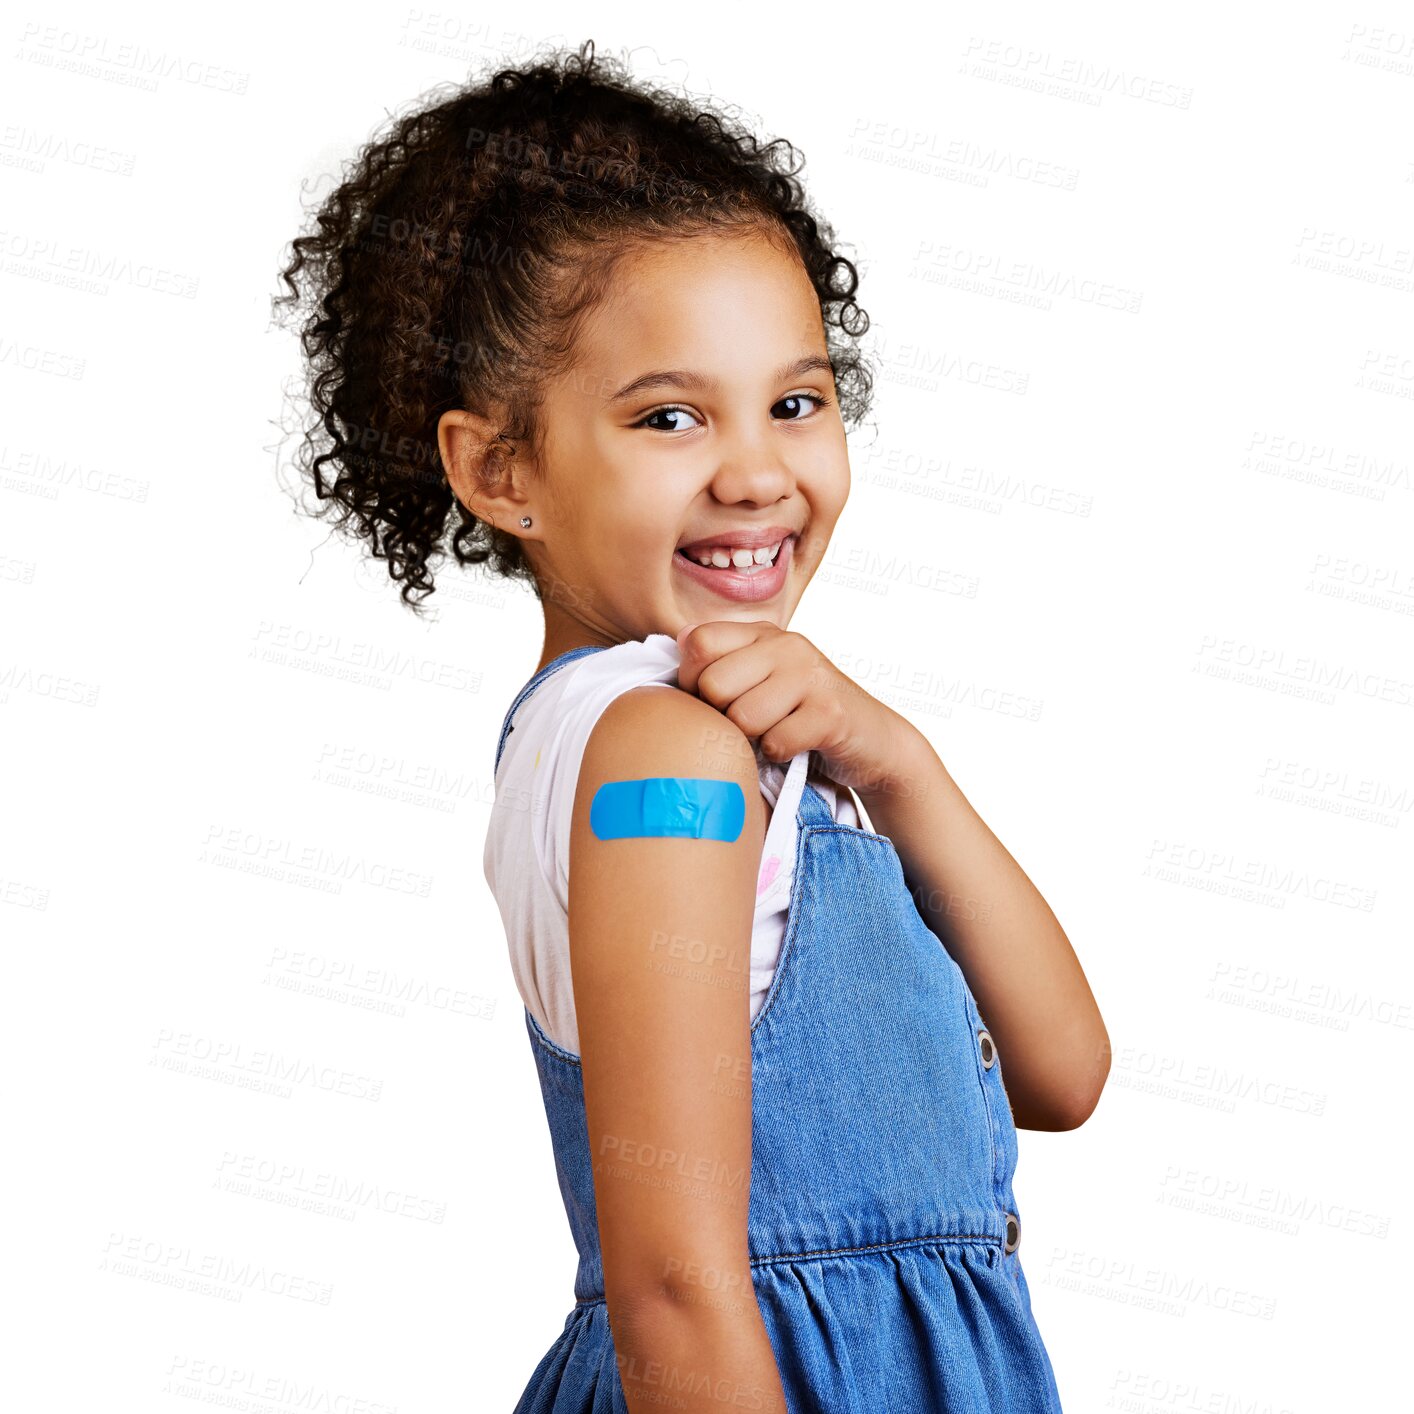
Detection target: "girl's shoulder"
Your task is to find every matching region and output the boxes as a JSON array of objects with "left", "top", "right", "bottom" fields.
[
  {"left": 531, "top": 633, "right": 684, "bottom": 751},
  {"left": 497, "top": 634, "right": 680, "bottom": 767},
  {"left": 494, "top": 634, "right": 686, "bottom": 907},
  {"left": 567, "top": 641, "right": 865, "bottom": 821},
  {"left": 558, "top": 632, "right": 683, "bottom": 704}
]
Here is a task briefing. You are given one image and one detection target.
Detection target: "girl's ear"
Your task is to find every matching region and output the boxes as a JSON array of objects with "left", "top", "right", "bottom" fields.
[{"left": 438, "top": 407, "right": 527, "bottom": 527}]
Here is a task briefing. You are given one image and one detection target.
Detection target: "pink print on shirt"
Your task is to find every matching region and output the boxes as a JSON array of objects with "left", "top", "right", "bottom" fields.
[{"left": 757, "top": 855, "right": 782, "bottom": 897}]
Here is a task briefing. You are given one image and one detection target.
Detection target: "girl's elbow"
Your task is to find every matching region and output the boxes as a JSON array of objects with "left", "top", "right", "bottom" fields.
[
  {"left": 1059, "top": 1027, "right": 1111, "bottom": 1129},
  {"left": 1020, "top": 1027, "right": 1110, "bottom": 1131},
  {"left": 1056, "top": 1081, "right": 1104, "bottom": 1130}
]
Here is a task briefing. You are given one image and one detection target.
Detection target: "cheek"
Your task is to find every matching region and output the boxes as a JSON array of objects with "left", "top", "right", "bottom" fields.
[
  {"left": 806, "top": 463, "right": 850, "bottom": 526},
  {"left": 535, "top": 472, "right": 572, "bottom": 530}
]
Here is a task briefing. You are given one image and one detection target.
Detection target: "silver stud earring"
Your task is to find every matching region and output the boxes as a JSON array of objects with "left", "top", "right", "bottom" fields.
[{"left": 520, "top": 516, "right": 532, "bottom": 528}]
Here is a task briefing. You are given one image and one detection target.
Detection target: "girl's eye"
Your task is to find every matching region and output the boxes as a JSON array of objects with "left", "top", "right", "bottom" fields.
[
  {"left": 635, "top": 392, "right": 833, "bottom": 433},
  {"left": 772, "top": 392, "right": 831, "bottom": 421},
  {"left": 637, "top": 405, "right": 702, "bottom": 433}
]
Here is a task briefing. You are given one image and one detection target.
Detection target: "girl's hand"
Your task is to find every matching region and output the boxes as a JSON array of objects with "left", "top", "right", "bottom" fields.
[{"left": 674, "top": 620, "right": 923, "bottom": 798}]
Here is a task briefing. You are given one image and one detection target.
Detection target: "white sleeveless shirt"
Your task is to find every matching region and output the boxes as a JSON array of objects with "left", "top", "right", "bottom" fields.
[{"left": 482, "top": 633, "right": 864, "bottom": 1057}]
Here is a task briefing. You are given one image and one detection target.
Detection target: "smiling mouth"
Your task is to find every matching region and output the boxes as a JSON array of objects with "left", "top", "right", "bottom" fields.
[
  {"left": 675, "top": 537, "right": 789, "bottom": 574},
  {"left": 672, "top": 533, "right": 797, "bottom": 602}
]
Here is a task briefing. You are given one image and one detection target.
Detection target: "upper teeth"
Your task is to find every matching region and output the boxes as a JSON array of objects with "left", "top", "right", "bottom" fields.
[{"left": 685, "top": 539, "right": 785, "bottom": 568}]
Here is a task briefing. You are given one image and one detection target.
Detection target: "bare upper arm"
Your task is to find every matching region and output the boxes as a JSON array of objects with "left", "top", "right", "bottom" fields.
[{"left": 568, "top": 684, "right": 765, "bottom": 1318}]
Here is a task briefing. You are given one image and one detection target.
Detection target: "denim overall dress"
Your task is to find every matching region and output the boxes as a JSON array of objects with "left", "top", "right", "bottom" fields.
[{"left": 495, "top": 646, "right": 1065, "bottom": 1413}]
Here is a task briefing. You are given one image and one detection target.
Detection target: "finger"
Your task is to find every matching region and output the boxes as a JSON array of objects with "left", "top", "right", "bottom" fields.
[
  {"left": 675, "top": 619, "right": 771, "bottom": 696},
  {"left": 756, "top": 702, "right": 827, "bottom": 766},
  {"left": 673, "top": 622, "right": 700, "bottom": 691},
  {"left": 692, "top": 631, "right": 790, "bottom": 714},
  {"left": 716, "top": 674, "right": 809, "bottom": 749}
]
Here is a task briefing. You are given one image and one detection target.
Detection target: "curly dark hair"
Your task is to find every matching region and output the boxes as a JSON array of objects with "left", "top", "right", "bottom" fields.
[{"left": 272, "top": 37, "right": 874, "bottom": 615}]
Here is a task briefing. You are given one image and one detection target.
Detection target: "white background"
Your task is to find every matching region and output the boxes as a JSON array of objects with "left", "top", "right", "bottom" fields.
[{"left": 5, "top": 2, "right": 1411, "bottom": 1409}]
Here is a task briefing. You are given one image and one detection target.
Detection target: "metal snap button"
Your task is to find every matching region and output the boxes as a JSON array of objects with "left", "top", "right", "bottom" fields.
[
  {"left": 977, "top": 1028, "right": 995, "bottom": 1070},
  {"left": 1003, "top": 1212, "right": 1020, "bottom": 1254}
]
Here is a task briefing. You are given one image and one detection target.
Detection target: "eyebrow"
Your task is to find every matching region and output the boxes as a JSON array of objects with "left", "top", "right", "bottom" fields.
[{"left": 605, "top": 354, "right": 834, "bottom": 405}]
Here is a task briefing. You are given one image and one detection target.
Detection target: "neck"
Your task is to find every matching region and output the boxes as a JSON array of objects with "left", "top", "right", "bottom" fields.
[{"left": 534, "top": 605, "right": 619, "bottom": 675}]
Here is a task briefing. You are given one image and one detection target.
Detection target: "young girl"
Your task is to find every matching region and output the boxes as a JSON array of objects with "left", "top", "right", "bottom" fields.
[{"left": 276, "top": 39, "right": 1108, "bottom": 1413}]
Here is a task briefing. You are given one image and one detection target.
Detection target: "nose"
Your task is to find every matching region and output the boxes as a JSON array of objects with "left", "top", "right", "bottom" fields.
[{"left": 705, "top": 435, "right": 796, "bottom": 506}]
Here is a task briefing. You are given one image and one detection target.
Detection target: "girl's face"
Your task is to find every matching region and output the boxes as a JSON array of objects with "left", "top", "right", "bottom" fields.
[{"left": 528, "top": 229, "right": 849, "bottom": 647}]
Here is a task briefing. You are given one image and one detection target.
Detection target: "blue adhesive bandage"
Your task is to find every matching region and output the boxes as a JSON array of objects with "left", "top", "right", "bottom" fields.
[{"left": 590, "top": 776, "right": 745, "bottom": 842}]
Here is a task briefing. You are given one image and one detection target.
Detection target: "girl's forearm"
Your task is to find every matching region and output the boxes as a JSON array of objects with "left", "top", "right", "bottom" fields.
[
  {"left": 611, "top": 1290, "right": 789, "bottom": 1414},
  {"left": 857, "top": 727, "right": 1110, "bottom": 1130}
]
